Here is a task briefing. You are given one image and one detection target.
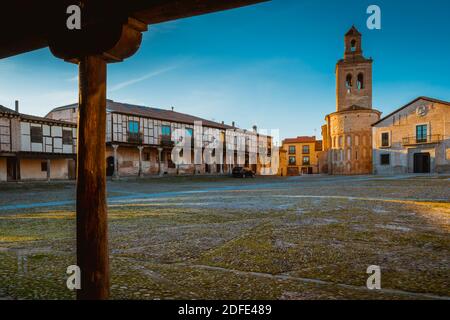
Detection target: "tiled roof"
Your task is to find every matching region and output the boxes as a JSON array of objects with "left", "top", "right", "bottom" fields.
[
  {"left": 20, "top": 113, "right": 76, "bottom": 127},
  {"left": 342, "top": 105, "right": 371, "bottom": 111},
  {"left": 0, "top": 105, "right": 17, "bottom": 114},
  {"left": 50, "top": 100, "right": 234, "bottom": 130},
  {"left": 0, "top": 104, "right": 75, "bottom": 126},
  {"left": 345, "top": 25, "right": 361, "bottom": 36},
  {"left": 283, "top": 136, "right": 317, "bottom": 144}
]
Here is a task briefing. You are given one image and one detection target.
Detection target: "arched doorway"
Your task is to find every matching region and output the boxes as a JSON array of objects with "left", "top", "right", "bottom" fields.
[{"left": 106, "top": 156, "right": 115, "bottom": 176}]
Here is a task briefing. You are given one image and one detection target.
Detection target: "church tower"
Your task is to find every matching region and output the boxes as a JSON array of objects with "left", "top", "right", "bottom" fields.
[
  {"left": 336, "top": 26, "right": 373, "bottom": 112},
  {"left": 323, "top": 26, "right": 381, "bottom": 175}
]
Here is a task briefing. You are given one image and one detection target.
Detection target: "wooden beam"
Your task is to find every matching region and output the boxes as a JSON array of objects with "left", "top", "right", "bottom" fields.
[
  {"left": 76, "top": 55, "right": 109, "bottom": 300},
  {"left": 0, "top": 0, "right": 269, "bottom": 59},
  {"left": 131, "top": 0, "right": 269, "bottom": 24}
]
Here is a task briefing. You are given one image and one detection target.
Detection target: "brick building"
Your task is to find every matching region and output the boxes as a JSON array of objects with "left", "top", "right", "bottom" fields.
[
  {"left": 279, "top": 136, "right": 322, "bottom": 176},
  {"left": 321, "top": 26, "right": 381, "bottom": 175}
]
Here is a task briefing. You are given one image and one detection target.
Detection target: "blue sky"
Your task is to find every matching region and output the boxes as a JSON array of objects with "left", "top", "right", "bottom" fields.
[{"left": 0, "top": 0, "right": 449, "bottom": 139}]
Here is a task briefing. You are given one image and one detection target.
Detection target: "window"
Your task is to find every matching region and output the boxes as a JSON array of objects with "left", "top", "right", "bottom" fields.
[
  {"left": 380, "top": 154, "right": 390, "bottom": 165},
  {"left": 143, "top": 152, "right": 150, "bottom": 161},
  {"left": 416, "top": 125, "right": 427, "bottom": 143},
  {"left": 63, "top": 129, "right": 73, "bottom": 145},
  {"left": 289, "top": 146, "right": 296, "bottom": 154},
  {"left": 41, "top": 161, "right": 48, "bottom": 172},
  {"left": 289, "top": 156, "right": 296, "bottom": 165},
  {"left": 128, "top": 121, "right": 139, "bottom": 134},
  {"left": 30, "top": 126, "right": 43, "bottom": 143},
  {"left": 162, "top": 125, "right": 171, "bottom": 137},
  {"left": 381, "top": 132, "right": 390, "bottom": 147},
  {"left": 346, "top": 74, "right": 353, "bottom": 88},
  {"left": 303, "top": 156, "right": 310, "bottom": 166},
  {"left": 357, "top": 73, "right": 364, "bottom": 90},
  {"left": 128, "top": 121, "right": 141, "bottom": 143},
  {"left": 350, "top": 39, "right": 357, "bottom": 52},
  {"left": 302, "top": 145, "right": 310, "bottom": 154},
  {"left": 185, "top": 128, "right": 194, "bottom": 146}
]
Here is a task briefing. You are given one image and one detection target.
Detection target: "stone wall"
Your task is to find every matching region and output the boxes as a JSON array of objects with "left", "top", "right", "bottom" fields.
[
  {"left": 19, "top": 158, "right": 70, "bottom": 180},
  {"left": 327, "top": 109, "right": 380, "bottom": 175}
]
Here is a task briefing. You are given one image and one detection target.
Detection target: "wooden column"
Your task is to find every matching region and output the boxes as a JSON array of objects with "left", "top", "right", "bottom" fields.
[
  {"left": 157, "top": 147, "right": 163, "bottom": 176},
  {"left": 138, "top": 146, "right": 144, "bottom": 177},
  {"left": 112, "top": 145, "right": 119, "bottom": 179},
  {"left": 76, "top": 55, "right": 109, "bottom": 300},
  {"left": 46, "top": 159, "right": 51, "bottom": 181}
]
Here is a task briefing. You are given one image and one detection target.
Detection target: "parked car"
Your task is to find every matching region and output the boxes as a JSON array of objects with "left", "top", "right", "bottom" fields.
[{"left": 232, "top": 167, "right": 255, "bottom": 178}]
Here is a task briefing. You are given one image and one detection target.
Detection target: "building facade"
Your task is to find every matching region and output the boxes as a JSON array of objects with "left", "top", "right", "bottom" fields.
[
  {"left": 321, "top": 26, "right": 381, "bottom": 175},
  {"left": 46, "top": 100, "right": 274, "bottom": 178},
  {"left": 372, "top": 97, "right": 450, "bottom": 174},
  {"left": 0, "top": 103, "right": 77, "bottom": 182},
  {"left": 279, "top": 136, "right": 322, "bottom": 176}
]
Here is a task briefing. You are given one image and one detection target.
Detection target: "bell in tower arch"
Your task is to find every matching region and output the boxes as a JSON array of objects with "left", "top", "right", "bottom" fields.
[{"left": 344, "top": 26, "right": 363, "bottom": 59}]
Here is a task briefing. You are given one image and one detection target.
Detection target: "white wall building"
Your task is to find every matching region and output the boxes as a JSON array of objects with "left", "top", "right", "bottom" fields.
[{"left": 372, "top": 97, "right": 450, "bottom": 174}]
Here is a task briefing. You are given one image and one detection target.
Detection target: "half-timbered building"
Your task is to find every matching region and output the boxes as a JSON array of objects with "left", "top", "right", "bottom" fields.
[
  {"left": 46, "top": 100, "right": 274, "bottom": 178},
  {"left": 0, "top": 102, "right": 77, "bottom": 181}
]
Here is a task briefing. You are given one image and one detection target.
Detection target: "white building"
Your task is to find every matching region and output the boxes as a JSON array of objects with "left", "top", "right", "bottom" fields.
[
  {"left": 372, "top": 97, "right": 450, "bottom": 174},
  {"left": 0, "top": 103, "right": 77, "bottom": 182}
]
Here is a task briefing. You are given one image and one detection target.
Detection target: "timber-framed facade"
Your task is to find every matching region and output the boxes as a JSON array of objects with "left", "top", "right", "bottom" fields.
[
  {"left": 0, "top": 103, "right": 77, "bottom": 182},
  {"left": 46, "top": 99, "right": 274, "bottom": 178}
]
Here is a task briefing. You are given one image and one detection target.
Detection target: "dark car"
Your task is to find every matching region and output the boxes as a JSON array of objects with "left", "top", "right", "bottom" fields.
[{"left": 232, "top": 167, "right": 255, "bottom": 178}]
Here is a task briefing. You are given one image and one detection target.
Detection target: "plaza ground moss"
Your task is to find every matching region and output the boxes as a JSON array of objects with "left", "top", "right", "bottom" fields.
[{"left": 0, "top": 176, "right": 448, "bottom": 299}]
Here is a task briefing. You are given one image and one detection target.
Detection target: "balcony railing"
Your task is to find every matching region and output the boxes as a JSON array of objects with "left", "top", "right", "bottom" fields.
[
  {"left": 160, "top": 135, "right": 174, "bottom": 147},
  {"left": 127, "top": 132, "right": 143, "bottom": 144},
  {"left": 402, "top": 135, "right": 442, "bottom": 146}
]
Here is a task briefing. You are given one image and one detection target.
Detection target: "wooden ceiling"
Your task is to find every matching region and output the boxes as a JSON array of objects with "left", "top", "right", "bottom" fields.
[{"left": 0, "top": 0, "right": 268, "bottom": 59}]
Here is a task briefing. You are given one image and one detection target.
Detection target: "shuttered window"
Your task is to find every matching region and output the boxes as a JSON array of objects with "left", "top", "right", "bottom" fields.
[
  {"left": 30, "top": 126, "right": 43, "bottom": 143},
  {"left": 63, "top": 129, "right": 73, "bottom": 145}
]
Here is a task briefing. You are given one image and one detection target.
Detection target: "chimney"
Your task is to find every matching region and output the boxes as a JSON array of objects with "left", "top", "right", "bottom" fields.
[
  {"left": 15, "top": 100, "right": 19, "bottom": 113},
  {"left": 171, "top": 106, "right": 174, "bottom": 111},
  {"left": 253, "top": 125, "right": 257, "bottom": 133},
  {"left": 221, "top": 121, "right": 224, "bottom": 125},
  {"left": 232, "top": 121, "right": 235, "bottom": 127}
]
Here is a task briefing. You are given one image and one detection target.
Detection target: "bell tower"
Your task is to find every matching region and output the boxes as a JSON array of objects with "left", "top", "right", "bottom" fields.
[{"left": 336, "top": 26, "right": 373, "bottom": 112}]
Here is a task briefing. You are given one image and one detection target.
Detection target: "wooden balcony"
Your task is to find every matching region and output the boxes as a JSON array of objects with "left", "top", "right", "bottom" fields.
[
  {"left": 127, "top": 132, "right": 143, "bottom": 144},
  {"left": 160, "top": 135, "right": 174, "bottom": 147},
  {"left": 402, "top": 135, "right": 442, "bottom": 146}
]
